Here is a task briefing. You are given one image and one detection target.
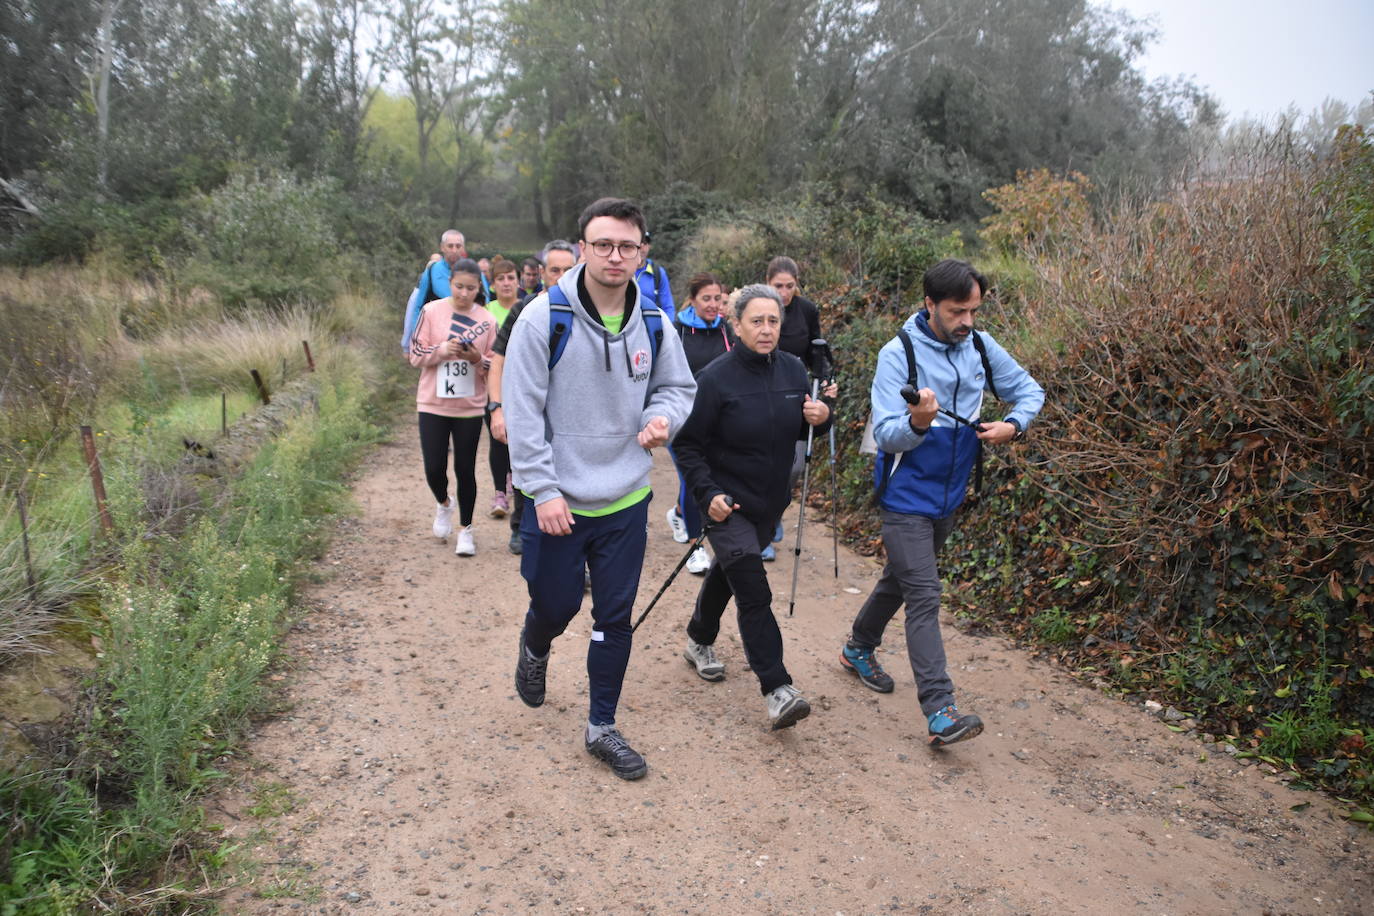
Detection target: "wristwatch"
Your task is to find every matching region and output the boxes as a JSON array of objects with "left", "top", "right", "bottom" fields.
[
  {"left": 485, "top": 401, "right": 502, "bottom": 414},
  {"left": 1006, "top": 417, "right": 1025, "bottom": 440}
]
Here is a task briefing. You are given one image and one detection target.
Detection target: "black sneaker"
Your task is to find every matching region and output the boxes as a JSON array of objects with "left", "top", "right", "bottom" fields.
[
  {"left": 927, "top": 704, "right": 983, "bottom": 746},
  {"left": 508, "top": 531, "right": 522, "bottom": 555},
  {"left": 840, "top": 643, "right": 895, "bottom": 693},
  {"left": 585, "top": 726, "right": 648, "bottom": 780},
  {"left": 515, "top": 628, "right": 547, "bottom": 707}
]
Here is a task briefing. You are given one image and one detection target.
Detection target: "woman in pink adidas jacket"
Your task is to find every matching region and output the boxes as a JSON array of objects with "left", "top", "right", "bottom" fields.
[{"left": 408, "top": 257, "right": 497, "bottom": 557}]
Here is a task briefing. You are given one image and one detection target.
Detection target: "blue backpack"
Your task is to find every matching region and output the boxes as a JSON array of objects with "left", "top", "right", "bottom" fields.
[{"left": 545, "top": 284, "right": 666, "bottom": 370}]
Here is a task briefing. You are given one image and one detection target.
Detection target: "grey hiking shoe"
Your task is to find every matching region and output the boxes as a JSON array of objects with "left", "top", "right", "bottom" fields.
[
  {"left": 683, "top": 639, "right": 725, "bottom": 681},
  {"left": 515, "top": 627, "right": 547, "bottom": 707},
  {"left": 766, "top": 684, "right": 811, "bottom": 730},
  {"left": 585, "top": 725, "right": 648, "bottom": 780}
]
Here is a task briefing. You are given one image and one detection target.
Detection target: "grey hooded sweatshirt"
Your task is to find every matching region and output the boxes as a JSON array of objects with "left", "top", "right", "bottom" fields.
[{"left": 504, "top": 264, "right": 697, "bottom": 511}]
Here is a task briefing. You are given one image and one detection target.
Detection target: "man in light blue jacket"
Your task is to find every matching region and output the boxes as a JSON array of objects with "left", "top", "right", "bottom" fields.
[
  {"left": 503, "top": 197, "right": 696, "bottom": 781},
  {"left": 400, "top": 229, "right": 468, "bottom": 353},
  {"left": 839, "top": 258, "right": 1044, "bottom": 746}
]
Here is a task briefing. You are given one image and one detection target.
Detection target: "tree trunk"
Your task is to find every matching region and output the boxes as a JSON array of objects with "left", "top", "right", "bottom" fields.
[{"left": 95, "top": 0, "right": 122, "bottom": 188}]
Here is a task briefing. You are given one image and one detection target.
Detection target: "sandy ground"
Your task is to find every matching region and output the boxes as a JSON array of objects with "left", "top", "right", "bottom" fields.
[{"left": 211, "top": 431, "right": 1374, "bottom": 915}]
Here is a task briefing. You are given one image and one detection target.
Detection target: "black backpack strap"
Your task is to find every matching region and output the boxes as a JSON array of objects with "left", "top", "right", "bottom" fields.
[
  {"left": 874, "top": 331, "right": 920, "bottom": 507},
  {"left": 971, "top": 330, "right": 998, "bottom": 400}
]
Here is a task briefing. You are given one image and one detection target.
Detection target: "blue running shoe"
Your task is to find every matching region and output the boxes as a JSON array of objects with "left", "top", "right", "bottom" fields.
[
  {"left": 772, "top": 520, "right": 785, "bottom": 543},
  {"left": 840, "top": 643, "right": 894, "bottom": 693},
  {"left": 927, "top": 704, "right": 983, "bottom": 746},
  {"left": 761, "top": 543, "right": 776, "bottom": 562}
]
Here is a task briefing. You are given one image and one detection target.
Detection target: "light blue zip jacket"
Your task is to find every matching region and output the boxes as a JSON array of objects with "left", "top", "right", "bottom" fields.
[{"left": 872, "top": 311, "right": 1044, "bottom": 518}]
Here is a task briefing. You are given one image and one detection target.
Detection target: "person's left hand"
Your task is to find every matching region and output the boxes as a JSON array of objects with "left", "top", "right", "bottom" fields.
[
  {"left": 802, "top": 394, "right": 829, "bottom": 427},
  {"left": 821, "top": 380, "right": 838, "bottom": 399},
  {"left": 975, "top": 421, "right": 1019, "bottom": 445},
  {"left": 637, "top": 416, "right": 670, "bottom": 449}
]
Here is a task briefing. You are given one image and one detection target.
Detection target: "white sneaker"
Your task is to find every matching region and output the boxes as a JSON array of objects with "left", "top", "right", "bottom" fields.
[
  {"left": 666, "top": 507, "right": 688, "bottom": 543},
  {"left": 686, "top": 547, "right": 710, "bottom": 575},
  {"left": 455, "top": 526, "right": 475, "bottom": 556},
  {"left": 767, "top": 684, "right": 811, "bottom": 730},
  {"left": 433, "top": 500, "right": 454, "bottom": 539},
  {"left": 682, "top": 639, "right": 725, "bottom": 681}
]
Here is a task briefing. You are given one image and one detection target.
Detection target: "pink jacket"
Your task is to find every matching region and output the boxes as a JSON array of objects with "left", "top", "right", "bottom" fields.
[{"left": 408, "top": 300, "right": 496, "bottom": 417}]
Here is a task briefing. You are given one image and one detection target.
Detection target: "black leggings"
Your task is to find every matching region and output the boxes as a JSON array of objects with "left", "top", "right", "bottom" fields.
[
  {"left": 484, "top": 411, "right": 510, "bottom": 492},
  {"left": 418, "top": 412, "right": 483, "bottom": 526}
]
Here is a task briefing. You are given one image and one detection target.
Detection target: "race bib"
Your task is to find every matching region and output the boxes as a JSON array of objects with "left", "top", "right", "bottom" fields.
[{"left": 436, "top": 360, "right": 475, "bottom": 398}]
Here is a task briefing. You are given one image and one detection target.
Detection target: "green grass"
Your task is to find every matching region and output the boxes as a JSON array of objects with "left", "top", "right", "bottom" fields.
[{"left": 1, "top": 347, "right": 385, "bottom": 913}]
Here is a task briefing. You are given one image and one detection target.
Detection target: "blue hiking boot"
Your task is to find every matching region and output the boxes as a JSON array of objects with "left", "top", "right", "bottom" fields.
[
  {"left": 761, "top": 543, "right": 776, "bottom": 562},
  {"left": 927, "top": 704, "right": 983, "bottom": 746},
  {"left": 840, "top": 643, "right": 894, "bottom": 693},
  {"left": 772, "top": 520, "right": 785, "bottom": 543}
]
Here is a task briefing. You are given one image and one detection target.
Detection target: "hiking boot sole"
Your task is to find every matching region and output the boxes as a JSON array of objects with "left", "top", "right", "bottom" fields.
[
  {"left": 682, "top": 650, "right": 725, "bottom": 682},
  {"left": 770, "top": 697, "right": 811, "bottom": 731},
  {"left": 586, "top": 745, "right": 648, "bottom": 780},
  {"left": 839, "top": 650, "right": 895, "bottom": 693},
  {"left": 929, "top": 719, "right": 983, "bottom": 747}
]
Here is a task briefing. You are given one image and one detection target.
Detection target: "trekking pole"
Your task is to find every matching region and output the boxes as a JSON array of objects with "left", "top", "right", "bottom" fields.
[
  {"left": 787, "top": 377, "right": 820, "bottom": 618},
  {"left": 829, "top": 423, "right": 839, "bottom": 578},
  {"left": 631, "top": 494, "right": 731, "bottom": 633}
]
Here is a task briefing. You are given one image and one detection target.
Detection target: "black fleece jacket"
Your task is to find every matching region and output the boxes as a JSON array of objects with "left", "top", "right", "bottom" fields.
[
  {"left": 778, "top": 294, "right": 821, "bottom": 369},
  {"left": 673, "top": 344, "right": 833, "bottom": 525},
  {"left": 676, "top": 319, "right": 736, "bottom": 377}
]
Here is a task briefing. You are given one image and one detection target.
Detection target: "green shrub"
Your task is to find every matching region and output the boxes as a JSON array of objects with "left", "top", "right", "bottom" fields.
[{"left": 181, "top": 170, "right": 342, "bottom": 309}]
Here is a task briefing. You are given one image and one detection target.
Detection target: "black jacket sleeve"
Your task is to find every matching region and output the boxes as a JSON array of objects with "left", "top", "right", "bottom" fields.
[{"left": 672, "top": 370, "right": 725, "bottom": 516}]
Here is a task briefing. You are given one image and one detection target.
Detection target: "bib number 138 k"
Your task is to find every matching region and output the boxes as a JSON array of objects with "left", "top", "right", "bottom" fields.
[{"left": 437, "top": 360, "right": 475, "bottom": 398}]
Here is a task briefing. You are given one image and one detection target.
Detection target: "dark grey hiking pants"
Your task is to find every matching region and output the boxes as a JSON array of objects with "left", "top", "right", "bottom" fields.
[{"left": 848, "top": 510, "right": 957, "bottom": 716}]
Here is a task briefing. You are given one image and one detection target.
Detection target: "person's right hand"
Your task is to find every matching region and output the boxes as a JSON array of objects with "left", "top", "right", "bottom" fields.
[
  {"left": 907, "top": 387, "right": 938, "bottom": 430},
  {"left": 441, "top": 338, "right": 462, "bottom": 358},
  {"left": 536, "top": 497, "right": 574, "bottom": 535},
  {"left": 708, "top": 494, "right": 738, "bottom": 523}
]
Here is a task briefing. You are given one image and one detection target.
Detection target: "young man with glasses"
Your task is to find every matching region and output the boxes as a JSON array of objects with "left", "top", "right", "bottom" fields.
[{"left": 503, "top": 198, "right": 696, "bottom": 780}]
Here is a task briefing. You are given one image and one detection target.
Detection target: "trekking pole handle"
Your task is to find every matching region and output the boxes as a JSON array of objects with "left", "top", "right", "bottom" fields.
[{"left": 900, "top": 385, "right": 983, "bottom": 431}]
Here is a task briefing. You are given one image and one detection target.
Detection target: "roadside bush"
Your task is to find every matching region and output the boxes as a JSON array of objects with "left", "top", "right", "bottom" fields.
[
  {"left": 182, "top": 170, "right": 342, "bottom": 309},
  {"left": 942, "top": 126, "right": 1373, "bottom": 797}
]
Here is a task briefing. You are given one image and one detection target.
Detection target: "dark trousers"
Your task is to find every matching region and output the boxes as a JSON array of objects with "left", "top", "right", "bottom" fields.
[
  {"left": 519, "top": 495, "right": 650, "bottom": 726},
  {"left": 849, "top": 510, "right": 957, "bottom": 716},
  {"left": 483, "top": 411, "right": 511, "bottom": 493},
  {"left": 417, "top": 413, "right": 483, "bottom": 526},
  {"left": 687, "top": 512, "right": 791, "bottom": 695}
]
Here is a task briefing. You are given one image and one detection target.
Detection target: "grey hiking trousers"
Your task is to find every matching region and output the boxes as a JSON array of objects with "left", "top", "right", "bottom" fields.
[{"left": 848, "top": 509, "right": 957, "bottom": 716}]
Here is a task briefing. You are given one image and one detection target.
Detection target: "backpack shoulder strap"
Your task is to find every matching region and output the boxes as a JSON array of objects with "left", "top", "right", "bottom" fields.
[
  {"left": 547, "top": 286, "right": 574, "bottom": 370},
  {"left": 897, "top": 328, "right": 919, "bottom": 387},
  {"left": 971, "top": 330, "right": 998, "bottom": 400},
  {"left": 641, "top": 300, "right": 664, "bottom": 363}
]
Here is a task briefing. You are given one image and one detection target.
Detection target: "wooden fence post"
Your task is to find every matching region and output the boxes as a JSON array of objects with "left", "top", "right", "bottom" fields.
[
  {"left": 16, "top": 490, "right": 37, "bottom": 598},
  {"left": 250, "top": 369, "right": 271, "bottom": 405},
  {"left": 79, "top": 426, "right": 114, "bottom": 536}
]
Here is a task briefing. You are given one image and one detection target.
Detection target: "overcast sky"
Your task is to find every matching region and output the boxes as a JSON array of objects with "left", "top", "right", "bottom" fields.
[{"left": 1104, "top": 0, "right": 1374, "bottom": 121}]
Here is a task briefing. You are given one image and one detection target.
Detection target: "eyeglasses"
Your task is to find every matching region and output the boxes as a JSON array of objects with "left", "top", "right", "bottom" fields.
[{"left": 587, "top": 239, "right": 643, "bottom": 259}]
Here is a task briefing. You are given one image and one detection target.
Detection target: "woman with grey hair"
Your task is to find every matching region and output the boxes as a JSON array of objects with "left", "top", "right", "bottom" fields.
[{"left": 670, "top": 284, "right": 832, "bottom": 730}]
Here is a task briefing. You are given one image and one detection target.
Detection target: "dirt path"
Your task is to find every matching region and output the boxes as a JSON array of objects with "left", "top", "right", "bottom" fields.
[{"left": 213, "top": 430, "right": 1373, "bottom": 915}]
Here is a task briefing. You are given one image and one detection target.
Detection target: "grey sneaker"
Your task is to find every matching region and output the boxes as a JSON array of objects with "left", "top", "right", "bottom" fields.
[
  {"left": 515, "top": 628, "right": 547, "bottom": 707},
  {"left": 585, "top": 725, "right": 648, "bottom": 780},
  {"left": 767, "top": 684, "right": 811, "bottom": 730},
  {"left": 683, "top": 639, "right": 725, "bottom": 681}
]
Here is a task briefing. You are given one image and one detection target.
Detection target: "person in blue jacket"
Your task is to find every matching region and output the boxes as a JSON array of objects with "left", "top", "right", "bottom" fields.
[
  {"left": 839, "top": 258, "right": 1044, "bottom": 747},
  {"left": 634, "top": 231, "right": 674, "bottom": 313},
  {"left": 401, "top": 229, "right": 469, "bottom": 353}
]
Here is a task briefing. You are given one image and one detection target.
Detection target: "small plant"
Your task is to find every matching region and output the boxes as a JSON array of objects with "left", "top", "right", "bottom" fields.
[{"left": 1032, "top": 605, "right": 1077, "bottom": 645}]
